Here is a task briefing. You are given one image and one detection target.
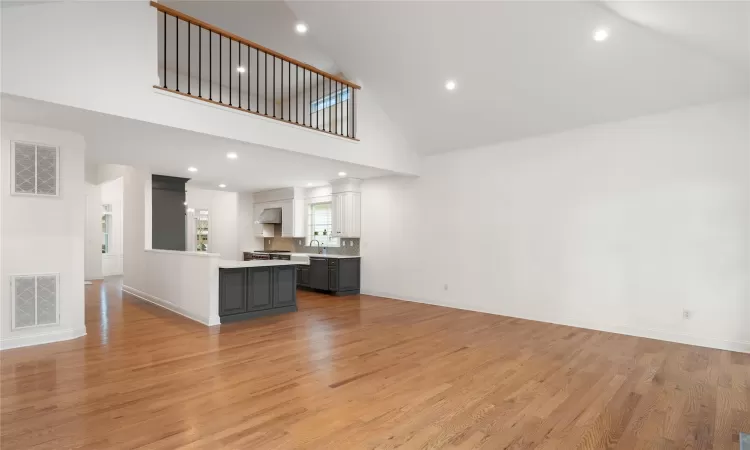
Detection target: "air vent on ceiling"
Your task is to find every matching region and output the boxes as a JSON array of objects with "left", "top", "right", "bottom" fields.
[
  {"left": 11, "top": 274, "right": 59, "bottom": 329},
  {"left": 11, "top": 141, "right": 59, "bottom": 196}
]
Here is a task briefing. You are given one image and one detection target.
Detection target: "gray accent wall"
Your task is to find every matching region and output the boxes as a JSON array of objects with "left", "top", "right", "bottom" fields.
[{"left": 151, "top": 175, "right": 188, "bottom": 251}]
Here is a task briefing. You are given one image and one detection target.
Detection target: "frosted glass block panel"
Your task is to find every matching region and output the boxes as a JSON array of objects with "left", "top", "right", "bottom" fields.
[
  {"left": 36, "top": 146, "right": 57, "bottom": 195},
  {"left": 36, "top": 276, "right": 58, "bottom": 325},
  {"left": 13, "top": 143, "right": 36, "bottom": 194},
  {"left": 14, "top": 276, "right": 36, "bottom": 328}
]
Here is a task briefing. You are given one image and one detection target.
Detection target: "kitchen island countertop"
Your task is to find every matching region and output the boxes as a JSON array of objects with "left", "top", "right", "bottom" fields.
[{"left": 218, "top": 260, "right": 301, "bottom": 269}]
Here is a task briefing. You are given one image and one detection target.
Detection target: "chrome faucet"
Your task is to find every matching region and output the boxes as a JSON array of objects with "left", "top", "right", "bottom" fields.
[{"left": 309, "top": 239, "right": 321, "bottom": 254}]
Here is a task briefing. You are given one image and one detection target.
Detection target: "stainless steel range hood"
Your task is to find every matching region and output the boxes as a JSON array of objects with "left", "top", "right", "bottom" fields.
[{"left": 258, "top": 208, "right": 282, "bottom": 224}]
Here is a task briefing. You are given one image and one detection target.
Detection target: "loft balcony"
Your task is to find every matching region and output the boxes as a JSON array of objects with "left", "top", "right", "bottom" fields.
[{"left": 152, "top": 2, "right": 360, "bottom": 140}]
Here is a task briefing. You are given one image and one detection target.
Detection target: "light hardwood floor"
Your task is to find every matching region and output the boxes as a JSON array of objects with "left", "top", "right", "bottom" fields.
[{"left": 1, "top": 278, "right": 748, "bottom": 449}]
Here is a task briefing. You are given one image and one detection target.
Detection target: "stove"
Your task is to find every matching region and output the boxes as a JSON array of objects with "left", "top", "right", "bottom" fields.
[{"left": 243, "top": 250, "right": 292, "bottom": 261}]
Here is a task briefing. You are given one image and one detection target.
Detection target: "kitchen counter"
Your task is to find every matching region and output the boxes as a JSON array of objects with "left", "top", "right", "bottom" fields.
[
  {"left": 302, "top": 254, "right": 360, "bottom": 259},
  {"left": 218, "top": 259, "right": 301, "bottom": 269},
  {"left": 248, "top": 252, "right": 361, "bottom": 259}
]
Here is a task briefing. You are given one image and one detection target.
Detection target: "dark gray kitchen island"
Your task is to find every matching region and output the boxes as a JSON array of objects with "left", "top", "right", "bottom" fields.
[{"left": 218, "top": 260, "right": 298, "bottom": 323}]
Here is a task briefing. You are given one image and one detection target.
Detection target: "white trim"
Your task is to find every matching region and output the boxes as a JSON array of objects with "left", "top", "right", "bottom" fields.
[
  {"left": 10, "top": 140, "right": 60, "bottom": 197},
  {"left": 361, "top": 290, "right": 750, "bottom": 354},
  {"left": 122, "top": 284, "right": 219, "bottom": 326},
  {"left": 10, "top": 273, "right": 60, "bottom": 330},
  {"left": 0, "top": 327, "right": 86, "bottom": 350}
]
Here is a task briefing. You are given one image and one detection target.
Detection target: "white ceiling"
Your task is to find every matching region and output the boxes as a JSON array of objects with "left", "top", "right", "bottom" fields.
[
  {"left": 280, "top": 0, "right": 748, "bottom": 154},
  {"left": 163, "top": 0, "right": 339, "bottom": 76},
  {"left": 602, "top": 1, "right": 750, "bottom": 73},
  {"left": 1, "top": 95, "right": 394, "bottom": 192}
]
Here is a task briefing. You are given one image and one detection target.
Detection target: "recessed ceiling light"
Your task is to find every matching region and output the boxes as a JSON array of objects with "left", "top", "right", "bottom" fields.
[
  {"left": 237, "top": 66, "right": 246, "bottom": 73},
  {"left": 307, "top": 182, "right": 313, "bottom": 187},
  {"left": 219, "top": 184, "right": 227, "bottom": 188},
  {"left": 445, "top": 80, "right": 456, "bottom": 91},
  {"left": 188, "top": 167, "right": 198, "bottom": 172},
  {"left": 338, "top": 172, "right": 347, "bottom": 177},
  {"left": 593, "top": 28, "right": 609, "bottom": 42},
  {"left": 295, "top": 22, "right": 308, "bottom": 34},
  {"left": 226, "top": 152, "right": 238, "bottom": 160}
]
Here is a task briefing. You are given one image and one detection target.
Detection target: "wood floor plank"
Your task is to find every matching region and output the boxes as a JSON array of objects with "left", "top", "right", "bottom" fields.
[{"left": 0, "top": 278, "right": 747, "bottom": 449}]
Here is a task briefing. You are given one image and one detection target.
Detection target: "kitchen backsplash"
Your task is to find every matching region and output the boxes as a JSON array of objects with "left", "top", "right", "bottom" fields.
[{"left": 263, "top": 237, "right": 360, "bottom": 256}]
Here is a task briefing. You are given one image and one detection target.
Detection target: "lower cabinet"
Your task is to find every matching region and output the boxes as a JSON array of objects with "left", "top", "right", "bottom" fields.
[
  {"left": 296, "top": 265, "right": 310, "bottom": 287},
  {"left": 247, "top": 267, "right": 273, "bottom": 311},
  {"left": 337, "top": 258, "right": 361, "bottom": 292},
  {"left": 273, "top": 266, "right": 296, "bottom": 307},
  {"left": 299, "top": 257, "right": 361, "bottom": 296},
  {"left": 219, "top": 268, "right": 246, "bottom": 316},
  {"left": 309, "top": 258, "right": 329, "bottom": 291},
  {"left": 219, "top": 265, "right": 298, "bottom": 323}
]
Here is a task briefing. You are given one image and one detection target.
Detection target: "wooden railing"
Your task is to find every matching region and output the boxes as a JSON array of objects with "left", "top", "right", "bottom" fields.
[{"left": 151, "top": 1, "right": 360, "bottom": 140}]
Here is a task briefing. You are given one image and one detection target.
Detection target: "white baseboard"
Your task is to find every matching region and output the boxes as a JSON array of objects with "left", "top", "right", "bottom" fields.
[
  {"left": 361, "top": 290, "right": 750, "bottom": 354},
  {"left": 0, "top": 327, "right": 87, "bottom": 350},
  {"left": 122, "top": 284, "right": 214, "bottom": 326},
  {"left": 207, "top": 315, "right": 221, "bottom": 326}
]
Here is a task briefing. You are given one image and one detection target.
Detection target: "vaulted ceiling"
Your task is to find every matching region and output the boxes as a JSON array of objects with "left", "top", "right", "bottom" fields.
[{"left": 164, "top": 1, "right": 749, "bottom": 155}]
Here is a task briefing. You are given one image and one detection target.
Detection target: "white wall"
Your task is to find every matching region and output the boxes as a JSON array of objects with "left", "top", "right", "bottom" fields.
[
  {"left": 121, "top": 168, "right": 219, "bottom": 325},
  {"left": 0, "top": 122, "right": 87, "bottom": 349},
  {"left": 122, "top": 250, "right": 220, "bottom": 326},
  {"left": 361, "top": 99, "right": 750, "bottom": 353},
  {"left": 84, "top": 183, "right": 103, "bottom": 280},
  {"left": 186, "top": 186, "right": 239, "bottom": 260},
  {"left": 1, "top": 2, "right": 421, "bottom": 176}
]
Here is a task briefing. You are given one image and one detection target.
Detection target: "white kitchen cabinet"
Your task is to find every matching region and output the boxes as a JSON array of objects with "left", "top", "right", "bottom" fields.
[
  {"left": 331, "top": 192, "right": 361, "bottom": 238},
  {"left": 280, "top": 200, "right": 306, "bottom": 238}
]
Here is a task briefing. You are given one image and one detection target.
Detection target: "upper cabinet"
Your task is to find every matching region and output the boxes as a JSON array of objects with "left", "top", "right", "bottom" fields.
[
  {"left": 252, "top": 181, "right": 360, "bottom": 240},
  {"left": 280, "top": 199, "right": 306, "bottom": 238},
  {"left": 332, "top": 192, "right": 361, "bottom": 238},
  {"left": 253, "top": 188, "right": 306, "bottom": 239}
]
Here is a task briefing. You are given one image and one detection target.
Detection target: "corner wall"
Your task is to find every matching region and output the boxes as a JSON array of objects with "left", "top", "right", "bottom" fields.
[
  {"left": 0, "top": 122, "right": 87, "bottom": 349},
  {"left": 361, "top": 99, "right": 750, "bottom": 353}
]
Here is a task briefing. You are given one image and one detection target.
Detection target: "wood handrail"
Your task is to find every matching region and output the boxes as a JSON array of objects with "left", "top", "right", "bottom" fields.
[{"left": 150, "top": 1, "right": 361, "bottom": 90}]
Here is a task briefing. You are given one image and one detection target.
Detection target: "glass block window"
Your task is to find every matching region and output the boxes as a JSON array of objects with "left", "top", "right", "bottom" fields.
[
  {"left": 12, "top": 274, "right": 59, "bottom": 329},
  {"left": 308, "top": 202, "right": 339, "bottom": 247},
  {"left": 11, "top": 142, "right": 59, "bottom": 196}
]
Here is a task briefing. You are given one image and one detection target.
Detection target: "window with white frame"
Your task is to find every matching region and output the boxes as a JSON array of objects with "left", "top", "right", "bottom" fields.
[
  {"left": 102, "top": 204, "right": 112, "bottom": 254},
  {"left": 308, "top": 202, "right": 339, "bottom": 247}
]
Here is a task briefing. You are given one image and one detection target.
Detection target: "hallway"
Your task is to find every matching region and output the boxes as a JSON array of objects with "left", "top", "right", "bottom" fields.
[{"left": 1, "top": 278, "right": 748, "bottom": 449}]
